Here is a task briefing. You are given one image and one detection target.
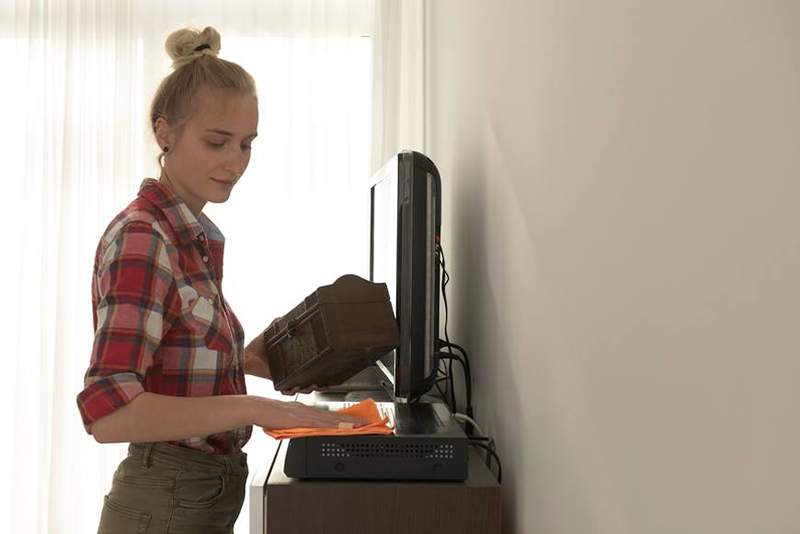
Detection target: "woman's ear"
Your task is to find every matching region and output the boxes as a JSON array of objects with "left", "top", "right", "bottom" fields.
[{"left": 154, "top": 116, "right": 173, "bottom": 151}]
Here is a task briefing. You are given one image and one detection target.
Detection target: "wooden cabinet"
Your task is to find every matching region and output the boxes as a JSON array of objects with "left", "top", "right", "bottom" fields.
[{"left": 250, "top": 439, "right": 501, "bottom": 534}]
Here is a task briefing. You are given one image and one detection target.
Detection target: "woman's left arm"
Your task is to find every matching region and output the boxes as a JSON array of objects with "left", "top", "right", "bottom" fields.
[
  {"left": 244, "top": 333, "right": 272, "bottom": 379},
  {"left": 243, "top": 323, "right": 317, "bottom": 395}
]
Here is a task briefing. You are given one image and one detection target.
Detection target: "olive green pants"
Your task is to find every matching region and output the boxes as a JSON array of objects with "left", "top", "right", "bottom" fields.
[{"left": 97, "top": 442, "right": 248, "bottom": 534}]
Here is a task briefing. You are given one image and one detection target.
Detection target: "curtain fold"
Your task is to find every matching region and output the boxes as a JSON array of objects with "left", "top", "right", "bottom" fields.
[
  {"left": 2, "top": 1, "right": 405, "bottom": 532},
  {"left": 369, "top": 0, "right": 426, "bottom": 174}
]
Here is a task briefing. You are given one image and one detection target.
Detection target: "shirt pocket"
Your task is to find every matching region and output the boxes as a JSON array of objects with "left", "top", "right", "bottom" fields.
[{"left": 178, "top": 283, "right": 235, "bottom": 360}]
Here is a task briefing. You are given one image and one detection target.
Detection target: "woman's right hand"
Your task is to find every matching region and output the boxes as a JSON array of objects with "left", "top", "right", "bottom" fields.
[{"left": 252, "top": 397, "right": 369, "bottom": 430}]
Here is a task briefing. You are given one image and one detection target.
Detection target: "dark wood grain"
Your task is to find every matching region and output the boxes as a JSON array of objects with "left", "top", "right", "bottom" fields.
[{"left": 264, "top": 442, "right": 501, "bottom": 534}]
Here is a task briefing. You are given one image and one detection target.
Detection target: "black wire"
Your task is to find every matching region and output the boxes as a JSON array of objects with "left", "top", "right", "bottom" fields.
[
  {"left": 435, "top": 244, "right": 479, "bottom": 436},
  {"left": 437, "top": 245, "right": 456, "bottom": 412},
  {"left": 448, "top": 362, "right": 455, "bottom": 411},
  {"left": 411, "top": 245, "right": 451, "bottom": 407},
  {"left": 435, "top": 244, "right": 499, "bottom": 475},
  {"left": 437, "top": 351, "right": 478, "bottom": 435},
  {"left": 436, "top": 352, "right": 456, "bottom": 413},
  {"left": 434, "top": 372, "right": 454, "bottom": 412},
  {"left": 438, "top": 341, "right": 470, "bottom": 375},
  {"left": 436, "top": 350, "right": 473, "bottom": 425},
  {"left": 434, "top": 382, "right": 449, "bottom": 408},
  {"left": 435, "top": 357, "right": 450, "bottom": 408},
  {"left": 437, "top": 341, "right": 474, "bottom": 421},
  {"left": 437, "top": 245, "right": 451, "bottom": 349},
  {"left": 468, "top": 441, "right": 502, "bottom": 484},
  {"left": 436, "top": 351, "right": 458, "bottom": 417},
  {"left": 438, "top": 340, "right": 467, "bottom": 358},
  {"left": 437, "top": 353, "right": 468, "bottom": 387}
]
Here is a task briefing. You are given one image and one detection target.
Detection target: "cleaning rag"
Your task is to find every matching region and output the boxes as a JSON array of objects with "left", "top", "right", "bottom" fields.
[{"left": 265, "top": 398, "right": 394, "bottom": 440}]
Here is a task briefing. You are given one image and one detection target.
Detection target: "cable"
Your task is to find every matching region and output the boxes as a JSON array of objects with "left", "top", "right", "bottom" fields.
[
  {"left": 434, "top": 361, "right": 451, "bottom": 411},
  {"left": 434, "top": 377, "right": 455, "bottom": 413},
  {"left": 438, "top": 340, "right": 468, "bottom": 359},
  {"left": 436, "top": 245, "right": 455, "bottom": 411},
  {"left": 455, "top": 412, "right": 495, "bottom": 470},
  {"left": 434, "top": 243, "right": 501, "bottom": 484},
  {"left": 438, "top": 352, "right": 457, "bottom": 414},
  {"left": 435, "top": 245, "right": 480, "bottom": 435},
  {"left": 438, "top": 341, "right": 472, "bottom": 386},
  {"left": 437, "top": 341, "right": 474, "bottom": 420},
  {"left": 436, "top": 350, "right": 473, "bottom": 427},
  {"left": 437, "top": 244, "right": 451, "bottom": 348},
  {"left": 452, "top": 413, "right": 485, "bottom": 437},
  {"left": 434, "top": 381, "right": 448, "bottom": 406},
  {"left": 435, "top": 353, "right": 456, "bottom": 411},
  {"left": 468, "top": 441, "right": 502, "bottom": 484},
  {"left": 437, "top": 352, "right": 467, "bottom": 391}
]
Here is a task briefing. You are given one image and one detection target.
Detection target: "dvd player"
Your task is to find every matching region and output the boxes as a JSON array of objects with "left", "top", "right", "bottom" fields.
[{"left": 283, "top": 401, "right": 468, "bottom": 481}]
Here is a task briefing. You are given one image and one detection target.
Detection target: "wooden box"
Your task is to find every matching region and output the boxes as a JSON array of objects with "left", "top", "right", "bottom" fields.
[{"left": 263, "top": 274, "right": 400, "bottom": 392}]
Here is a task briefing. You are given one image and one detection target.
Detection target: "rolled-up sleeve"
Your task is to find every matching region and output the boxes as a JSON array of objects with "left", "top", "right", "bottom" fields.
[{"left": 76, "top": 220, "right": 179, "bottom": 433}]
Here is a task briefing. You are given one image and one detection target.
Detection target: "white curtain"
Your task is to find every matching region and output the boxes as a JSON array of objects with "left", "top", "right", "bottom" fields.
[
  {"left": 0, "top": 0, "right": 401, "bottom": 532},
  {"left": 370, "top": 0, "right": 426, "bottom": 173}
]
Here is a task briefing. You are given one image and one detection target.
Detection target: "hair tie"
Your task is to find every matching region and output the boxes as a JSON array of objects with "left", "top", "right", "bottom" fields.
[{"left": 194, "top": 44, "right": 211, "bottom": 52}]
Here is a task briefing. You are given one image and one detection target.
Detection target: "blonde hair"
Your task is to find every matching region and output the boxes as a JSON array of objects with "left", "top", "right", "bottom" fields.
[{"left": 150, "top": 26, "right": 257, "bottom": 169}]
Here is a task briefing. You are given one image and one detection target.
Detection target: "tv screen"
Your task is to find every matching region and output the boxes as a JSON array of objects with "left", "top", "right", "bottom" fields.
[{"left": 370, "top": 151, "right": 441, "bottom": 401}]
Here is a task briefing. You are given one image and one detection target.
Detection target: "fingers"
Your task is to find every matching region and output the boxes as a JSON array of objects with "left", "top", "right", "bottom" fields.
[{"left": 283, "top": 402, "right": 370, "bottom": 428}]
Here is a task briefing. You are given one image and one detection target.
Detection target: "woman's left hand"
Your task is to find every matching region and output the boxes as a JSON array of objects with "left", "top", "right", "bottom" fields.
[
  {"left": 243, "top": 341, "right": 271, "bottom": 379},
  {"left": 243, "top": 316, "right": 319, "bottom": 395},
  {"left": 243, "top": 316, "right": 282, "bottom": 379}
]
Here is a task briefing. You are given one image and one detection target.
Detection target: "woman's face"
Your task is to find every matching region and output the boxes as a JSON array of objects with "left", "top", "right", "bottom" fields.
[{"left": 156, "top": 86, "right": 259, "bottom": 215}]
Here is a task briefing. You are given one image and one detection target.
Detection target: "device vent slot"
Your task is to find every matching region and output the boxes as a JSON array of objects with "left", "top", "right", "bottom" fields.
[{"left": 320, "top": 442, "right": 455, "bottom": 459}]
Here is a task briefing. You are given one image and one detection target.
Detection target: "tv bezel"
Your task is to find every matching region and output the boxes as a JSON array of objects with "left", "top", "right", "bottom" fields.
[{"left": 369, "top": 150, "right": 442, "bottom": 402}]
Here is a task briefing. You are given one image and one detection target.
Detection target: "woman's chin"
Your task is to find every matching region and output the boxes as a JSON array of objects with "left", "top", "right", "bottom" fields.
[
  {"left": 208, "top": 196, "right": 231, "bottom": 205},
  {"left": 206, "top": 189, "right": 234, "bottom": 204}
]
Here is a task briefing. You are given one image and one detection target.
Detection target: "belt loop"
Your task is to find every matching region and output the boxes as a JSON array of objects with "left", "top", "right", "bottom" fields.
[{"left": 142, "top": 443, "right": 155, "bottom": 468}]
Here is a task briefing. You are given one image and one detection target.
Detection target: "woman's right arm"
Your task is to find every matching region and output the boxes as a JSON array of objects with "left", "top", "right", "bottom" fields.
[{"left": 91, "top": 392, "right": 367, "bottom": 444}]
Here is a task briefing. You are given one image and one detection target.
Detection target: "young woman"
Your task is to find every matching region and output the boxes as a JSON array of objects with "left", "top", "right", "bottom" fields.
[{"left": 76, "top": 26, "right": 367, "bottom": 533}]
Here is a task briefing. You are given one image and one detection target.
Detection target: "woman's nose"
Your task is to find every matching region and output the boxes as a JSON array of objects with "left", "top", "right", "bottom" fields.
[{"left": 224, "top": 149, "right": 248, "bottom": 176}]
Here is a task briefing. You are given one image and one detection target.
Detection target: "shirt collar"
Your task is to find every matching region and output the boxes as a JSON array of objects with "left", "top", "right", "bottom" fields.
[{"left": 138, "top": 178, "right": 224, "bottom": 246}]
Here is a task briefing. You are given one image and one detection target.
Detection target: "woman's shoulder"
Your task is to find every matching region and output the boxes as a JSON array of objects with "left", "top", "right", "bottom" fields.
[{"left": 96, "top": 196, "right": 173, "bottom": 253}]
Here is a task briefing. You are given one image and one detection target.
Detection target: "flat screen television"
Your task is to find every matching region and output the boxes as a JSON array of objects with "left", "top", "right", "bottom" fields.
[{"left": 370, "top": 150, "right": 442, "bottom": 402}]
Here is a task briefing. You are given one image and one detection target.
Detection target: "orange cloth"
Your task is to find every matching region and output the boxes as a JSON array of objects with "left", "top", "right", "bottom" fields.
[{"left": 265, "top": 398, "right": 394, "bottom": 440}]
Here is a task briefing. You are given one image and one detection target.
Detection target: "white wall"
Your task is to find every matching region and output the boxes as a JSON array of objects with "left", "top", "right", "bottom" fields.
[{"left": 425, "top": 2, "right": 800, "bottom": 533}]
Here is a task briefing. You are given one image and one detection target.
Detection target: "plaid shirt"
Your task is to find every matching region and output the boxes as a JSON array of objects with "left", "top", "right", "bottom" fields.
[{"left": 76, "top": 178, "right": 251, "bottom": 454}]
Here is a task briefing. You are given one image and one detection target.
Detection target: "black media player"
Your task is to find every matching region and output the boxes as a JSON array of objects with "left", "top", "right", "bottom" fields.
[{"left": 283, "top": 401, "right": 468, "bottom": 481}]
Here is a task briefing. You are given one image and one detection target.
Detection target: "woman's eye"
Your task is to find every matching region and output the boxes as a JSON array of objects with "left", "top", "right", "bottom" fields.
[{"left": 206, "top": 141, "right": 251, "bottom": 151}]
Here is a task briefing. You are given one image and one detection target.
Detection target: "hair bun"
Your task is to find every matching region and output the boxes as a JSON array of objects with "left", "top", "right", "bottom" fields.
[{"left": 165, "top": 26, "right": 221, "bottom": 70}]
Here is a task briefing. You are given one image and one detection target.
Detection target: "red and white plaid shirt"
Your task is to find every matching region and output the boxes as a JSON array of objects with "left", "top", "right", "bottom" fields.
[{"left": 76, "top": 178, "right": 251, "bottom": 454}]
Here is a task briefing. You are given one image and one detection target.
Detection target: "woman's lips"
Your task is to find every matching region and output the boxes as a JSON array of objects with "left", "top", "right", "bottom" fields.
[{"left": 211, "top": 177, "right": 235, "bottom": 186}]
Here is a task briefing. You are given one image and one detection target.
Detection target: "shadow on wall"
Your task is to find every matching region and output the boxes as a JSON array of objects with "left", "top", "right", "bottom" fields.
[{"left": 446, "top": 142, "right": 530, "bottom": 534}]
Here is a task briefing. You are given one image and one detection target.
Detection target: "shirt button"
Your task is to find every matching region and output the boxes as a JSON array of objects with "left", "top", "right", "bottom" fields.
[{"left": 202, "top": 255, "right": 209, "bottom": 263}]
